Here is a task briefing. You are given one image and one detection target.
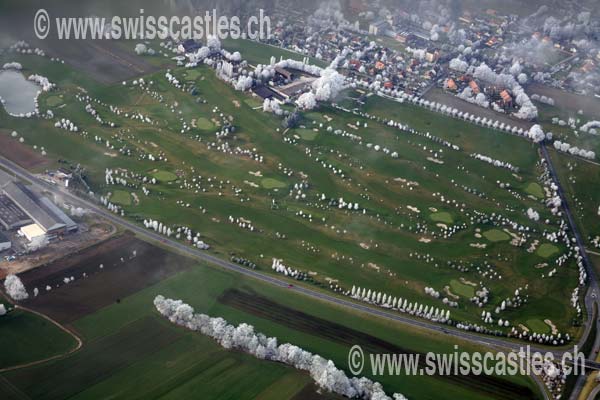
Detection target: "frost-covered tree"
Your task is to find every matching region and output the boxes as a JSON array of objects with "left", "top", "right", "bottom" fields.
[
  {"left": 527, "top": 124, "right": 545, "bottom": 143},
  {"left": 449, "top": 57, "right": 468, "bottom": 72},
  {"left": 297, "top": 91, "right": 317, "bottom": 110},
  {"left": 154, "top": 295, "right": 405, "bottom": 400},
  {"left": 4, "top": 274, "right": 29, "bottom": 301}
]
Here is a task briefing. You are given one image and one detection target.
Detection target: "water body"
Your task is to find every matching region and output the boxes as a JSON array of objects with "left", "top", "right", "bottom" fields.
[{"left": 0, "top": 70, "right": 40, "bottom": 115}]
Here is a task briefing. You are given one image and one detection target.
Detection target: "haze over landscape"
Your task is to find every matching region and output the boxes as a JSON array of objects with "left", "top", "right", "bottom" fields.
[{"left": 1, "top": 1, "right": 600, "bottom": 399}]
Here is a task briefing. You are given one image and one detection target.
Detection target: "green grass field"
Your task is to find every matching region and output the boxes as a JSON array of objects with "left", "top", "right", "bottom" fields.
[
  {"left": 524, "top": 183, "right": 544, "bottom": 199},
  {"left": 195, "top": 117, "right": 214, "bottom": 130},
  {"left": 261, "top": 178, "right": 287, "bottom": 189},
  {"left": 152, "top": 170, "right": 178, "bottom": 182},
  {"left": 111, "top": 190, "right": 132, "bottom": 206},
  {"left": 449, "top": 279, "right": 476, "bottom": 298},
  {"left": 526, "top": 319, "right": 550, "bottom": 334},
  {"left": 222, "top": 39, "right": 327, "bottom": 68},
  {"left": 0, "top": 257, "right": 541, "bottom": 400},
  {"left": 536, "top": 243, "right": 559, "bottom": 258},
  {"left": 483, "top": 229, "right": 511, "bottom": 242},
  {"left": 430, "top": 212, "right": 454, "bottom": 224},
  {"left": 295, "top": 128, "right": 319, "bottom": 141},
  {"left": 0, "top": 310, "right": 77, "bottom": 369}
]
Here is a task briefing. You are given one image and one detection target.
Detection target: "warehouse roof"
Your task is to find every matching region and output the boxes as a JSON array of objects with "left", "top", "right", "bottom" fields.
[{"left": 2, "top": 182, "right": 65, "bottom": 232}]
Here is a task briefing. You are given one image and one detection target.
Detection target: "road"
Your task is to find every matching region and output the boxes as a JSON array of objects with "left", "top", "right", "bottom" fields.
[{"left": 2, "top": 151, "right": 597, "bottom": 399}]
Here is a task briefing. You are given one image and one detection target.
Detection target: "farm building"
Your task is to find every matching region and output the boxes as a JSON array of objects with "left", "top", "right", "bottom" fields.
[
  {"left": 0, "top": 231, "right": 10, "bottom": 252},
  {"left": 500, "top": 90, "right": 512, "bottom": 105},
  {"left": 0, "top": 170, "right": 77, "bottom": 242},
  {"left": 468, "top": 80, "right": 480, "bottom": 94},
  {"left": 275, "top": 67, "right": 294, "bottom": 81},
  {"left": 252, "top": 85, "right": 285, "bottom": 101},
  {"left": 445, "top": 78, "right": 458, "bottom": 91}
]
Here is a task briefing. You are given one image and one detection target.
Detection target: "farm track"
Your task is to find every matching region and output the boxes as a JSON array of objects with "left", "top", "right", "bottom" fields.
[{"left": 0, "top": 305, "right": 82, "bottom": 373}]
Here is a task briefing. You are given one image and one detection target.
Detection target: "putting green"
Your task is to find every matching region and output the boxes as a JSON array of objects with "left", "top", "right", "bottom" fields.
[
  {"left": 536, "top": 243, "right": 559, "bottom": 258},
  {"left": 296, "top": 129, "right": 319, "bottom": 141},
  {"left": 449, "top": 279, "right": 475, "bottom": 298},
  {"left": 261, "top": 178, "right": 286, "bottom": 189},
  {"left": 430, "top": 212, "right": 454, "bottom": 224},
  {"left": 526, "top": 319, "right": 550, "bottom": 334},
  {"left": 524, "top": 183, "right": 544, "bottom": 199},
  {"left": 244, "top": 98, "right": 263, "bottom": 108},
  {"left": 196, "top": 117, "right": 213, "bottom": 130},
  {"left": 111, "top": 190, "right": 131, "bottom": 206},
  {"left": 152, "top": 170, "right": 178, "bottom": 182},
  {"left": 45, "top": 95, "right": 63, "bottom": 107},
  {"left": 483, "top": 229, "right": 510, "bottom": 242},
  {"left": 184, "top": 69, "right": 203, "bottom": 80}
]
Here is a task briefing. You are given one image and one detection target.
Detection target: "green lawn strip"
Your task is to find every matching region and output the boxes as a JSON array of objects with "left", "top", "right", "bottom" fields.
[
  {"left": 483, "top": 229, "right": 511, "bottom": 242},
  {"left": 110, "top": 190, "right": 132, "bottom": 206},
  {"left": 536, "top": 244, "right": 559, "bottom": 259}
]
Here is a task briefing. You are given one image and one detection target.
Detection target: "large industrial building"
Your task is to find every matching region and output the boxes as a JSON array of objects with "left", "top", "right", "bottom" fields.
[{"left": 0, "top": 169, "right": 77, "bottom": 246}]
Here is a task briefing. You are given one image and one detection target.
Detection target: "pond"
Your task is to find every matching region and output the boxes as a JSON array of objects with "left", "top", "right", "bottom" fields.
[{"left": 0, "top": 70, "right": 41, "bottom": 115}]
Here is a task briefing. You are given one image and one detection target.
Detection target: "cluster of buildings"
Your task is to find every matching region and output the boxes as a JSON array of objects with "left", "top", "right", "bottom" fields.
[
  {"left": 264, "top": 19, "right": 443, "bottom": 96},
  {"left": 0, "top": 169, "right": 77, "bottom": 253},
  {"left": 264, "top": 0, "right": 600, "bottom": 103}
]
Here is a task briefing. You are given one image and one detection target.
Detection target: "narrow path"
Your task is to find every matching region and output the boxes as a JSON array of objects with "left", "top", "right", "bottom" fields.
[
  {"left": 588, "top": 249, "right": 600, "bottom": 257},
  {"left": 0, "top": 298, "right": 83, "bottom": 373}
]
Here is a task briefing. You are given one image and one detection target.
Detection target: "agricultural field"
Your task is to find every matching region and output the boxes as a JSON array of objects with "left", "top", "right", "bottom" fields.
[
  {"left": 0, "top": 310, "right": 77, "bottom": 369},
  {"left": 0, "top": 43, "right": 585, "bottom": 342},
  {"left": 534, "top": 100, "right": 600, "bottom": 157},
  {"left": 222, "top": 38, "right": 327, "bottom": 68},
  {"left": 549, "top": 150, "right": 600, "bottom": 250},
  {"left": 0, "top": 235, "right": 539, "bottom": 400}
]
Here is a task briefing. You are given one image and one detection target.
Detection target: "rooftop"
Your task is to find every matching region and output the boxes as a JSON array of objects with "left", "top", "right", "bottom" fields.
[
  {"left": 0, "top": 230, "right": 10, "bottom": 244},
  {"left": 2, "top": 182, "right": 69, "bottom": 232}
]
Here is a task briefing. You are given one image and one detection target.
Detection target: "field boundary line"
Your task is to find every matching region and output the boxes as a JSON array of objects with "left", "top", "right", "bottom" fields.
[{"left": 0, "top": 304, "right": 83, "bottom": 373}]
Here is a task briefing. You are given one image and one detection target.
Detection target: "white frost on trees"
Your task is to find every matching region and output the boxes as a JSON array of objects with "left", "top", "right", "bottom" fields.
[
  {"left": 312, "top": 68, "right": 345, "bottom": 101},
  {"left": 449, "top": 57, "right": 468, "bottom": 72},
  {"left": 526, "top": 208, "right": 540, "bottom": 221},
  {"left": 297, "top": 91, "right": 317, "bottom": 110},
  {"left": 154, "top": 296, "right": 406, "bottom": 400},
  {"left": 526, "top": 124, "right": 545, "bottom": 143},
  {"left": 4, "top": 274, "right": 29, "bottom": 301}
]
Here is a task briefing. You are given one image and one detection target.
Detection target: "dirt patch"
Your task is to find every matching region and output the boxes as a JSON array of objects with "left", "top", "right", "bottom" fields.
[
  {"left": 0, "top": 131, "right": 49, "bottom": 170},
  {"left": 544, "top": 319, "right": 558, "bottom": 335},
  {"left": 16, "top": 233, "right": 194, "bottom": 323},
  {"left": 219, "top": 289, "right": 535, "bottom": 399}
]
